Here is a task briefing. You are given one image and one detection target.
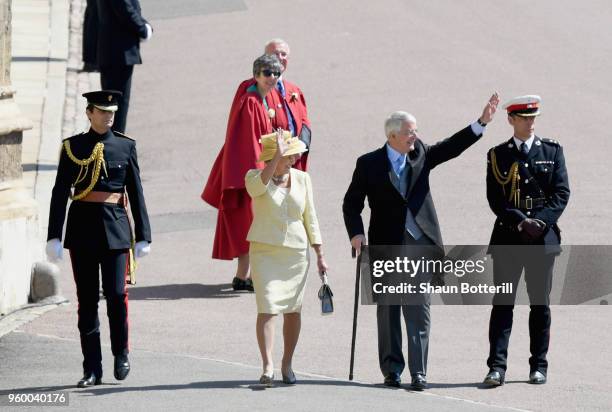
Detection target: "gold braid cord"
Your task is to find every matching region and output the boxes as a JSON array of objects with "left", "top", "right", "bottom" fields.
[
  {"left": 490, "top": 149, "right": 521, "bottom": 207},
  {"left": 63, "top": 140, "right": 105, "bottom": 200}
]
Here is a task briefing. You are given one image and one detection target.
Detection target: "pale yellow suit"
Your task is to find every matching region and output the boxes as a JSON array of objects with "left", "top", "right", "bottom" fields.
[{"left": 245, "top": 168, "right": 322, "bottom": 314}]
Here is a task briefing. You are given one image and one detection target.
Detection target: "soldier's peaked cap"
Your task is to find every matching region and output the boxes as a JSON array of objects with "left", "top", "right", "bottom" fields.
[
  {"left": 502, "top": 95, "right": 541, "bottom": 117},
  {"left": 82, "top": 90, "right": 123, "bottom": 112}
]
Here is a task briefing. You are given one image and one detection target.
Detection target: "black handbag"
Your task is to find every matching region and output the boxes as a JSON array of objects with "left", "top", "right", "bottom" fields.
[
  {"left": 318, "top": 272, "right": 334, "bottom": 315},
  {"left": 298, "top": 124, "right": 311, "bottom": 149}
]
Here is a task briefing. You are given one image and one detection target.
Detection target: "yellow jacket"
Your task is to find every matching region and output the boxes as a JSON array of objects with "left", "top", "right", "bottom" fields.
[{"left": 245, "top": 168, "right": 322, "bottom": 249}]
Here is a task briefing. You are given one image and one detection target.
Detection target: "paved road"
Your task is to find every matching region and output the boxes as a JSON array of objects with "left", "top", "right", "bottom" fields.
[{"left": 3, "top": 1, "right": 612, "bottom": 411}]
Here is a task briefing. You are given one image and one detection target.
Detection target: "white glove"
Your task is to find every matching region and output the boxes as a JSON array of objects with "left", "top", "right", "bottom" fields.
[
  {"left": 134, "top": 241, "right": 150, "bottom": 258},
  {"left": 45, "top": 238, "right": 63, "bottom": 262},
  {"left": 143, "top": 23, "right": 153, "bottom": 41}
]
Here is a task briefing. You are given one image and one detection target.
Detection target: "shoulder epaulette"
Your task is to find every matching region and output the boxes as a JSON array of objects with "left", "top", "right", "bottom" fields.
[
  {"left": 541, "top": 137, "right": 560, "bottom": 146},
  {"left": 62, "top": 132, "right": 85, "bottom": 142},
  {"left": 114, "top": 131, "right": 135, "bottom": 140},
  {"left": 493, "top": 141, "right": 510, "bottom": 151}
]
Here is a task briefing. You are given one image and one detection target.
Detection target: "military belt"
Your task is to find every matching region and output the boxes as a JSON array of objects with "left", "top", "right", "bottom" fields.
[
  {"left": 518, "top": 197, "right": 546, "bottom": 210},
  {"left": 76, "top": 191, "right": 125, "bottom": 205}
]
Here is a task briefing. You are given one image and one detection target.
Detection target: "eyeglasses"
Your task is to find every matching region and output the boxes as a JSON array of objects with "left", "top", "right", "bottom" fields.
[
  {"left": 261, "top": 69, "right": 281, "bottom": 78},
  {"left": 403, "top": 129, "right": 418, "bottom": 138}
]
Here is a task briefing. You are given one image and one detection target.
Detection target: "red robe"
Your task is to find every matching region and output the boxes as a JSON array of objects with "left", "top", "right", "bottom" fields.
[
  {"left": 232, "top": 78, "right": 311, "bottom": 170},
  {"left": 201, "top": 87, "right": 272, "bottom": 260}
]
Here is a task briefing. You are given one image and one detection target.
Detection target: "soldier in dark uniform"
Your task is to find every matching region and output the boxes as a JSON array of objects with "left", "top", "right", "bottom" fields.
[
  {"left": 483, "top": 95, "right": 570, "bottom": 387},
  {"left": 46, "top": 90, "right": 152, "bottom": 388},
  {"left": 96, "top": 0, "right": 152, "bottom": 133}
]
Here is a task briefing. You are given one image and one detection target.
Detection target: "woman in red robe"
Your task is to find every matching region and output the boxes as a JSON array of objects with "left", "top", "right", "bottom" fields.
[{"left": 201, "top": 54, "right": 283, "bottom": 291}]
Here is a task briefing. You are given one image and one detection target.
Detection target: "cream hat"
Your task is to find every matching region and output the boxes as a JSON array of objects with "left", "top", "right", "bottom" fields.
[{"left": 259, "top": 131, "right": 308, "bottom": 162}]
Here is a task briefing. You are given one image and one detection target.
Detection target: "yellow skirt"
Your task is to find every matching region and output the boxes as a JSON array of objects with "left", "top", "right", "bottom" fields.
[{"left": 249, "top": 242, "right": 310, "bottom": 314}]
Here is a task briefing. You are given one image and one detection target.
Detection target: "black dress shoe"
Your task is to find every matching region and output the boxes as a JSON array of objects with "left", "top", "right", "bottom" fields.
[
  {"left": 529, "top": 371, "right": 546, "bottom": 384},
  {"left": 77, "top": 372, "right": 101, "bottom": 388},
  {"left": 383, "top": 373, "right": 401, "bottom": 388},
  {"left": 410, "top": 374, "right": 427, "bottom": 391},
  {"left": 483, "top": 370, "right": 504, "bottom": 386},
  {"left": 114, "top": 355, "right": 130, "bottom": 380},
  {"left": 244, "top": 278, "right": 254, "bottom": 292}
]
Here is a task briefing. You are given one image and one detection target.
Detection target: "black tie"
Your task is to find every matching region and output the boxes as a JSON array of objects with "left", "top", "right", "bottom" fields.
[{"left": 520, "top": 142, "right": 529, "bottom": 156}]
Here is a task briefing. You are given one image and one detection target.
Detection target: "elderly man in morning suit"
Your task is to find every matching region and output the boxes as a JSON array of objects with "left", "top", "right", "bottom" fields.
[{"left": 343, "top": 94, "right": 499, "bottom": 390}]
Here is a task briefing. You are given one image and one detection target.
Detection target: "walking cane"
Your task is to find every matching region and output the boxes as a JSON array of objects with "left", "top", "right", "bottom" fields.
[{"left": 349, "top": 246, "right": 362, "bottom": 380}]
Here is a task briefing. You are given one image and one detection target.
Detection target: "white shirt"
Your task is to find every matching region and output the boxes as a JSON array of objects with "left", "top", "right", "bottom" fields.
[{"left": 513, "top": 135, "right": 535, "bottom": 152}]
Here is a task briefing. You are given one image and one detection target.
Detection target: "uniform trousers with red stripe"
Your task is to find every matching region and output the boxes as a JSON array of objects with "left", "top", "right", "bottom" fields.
[{"left": 70, "top": 248, "right": 129, "bottom": 377}]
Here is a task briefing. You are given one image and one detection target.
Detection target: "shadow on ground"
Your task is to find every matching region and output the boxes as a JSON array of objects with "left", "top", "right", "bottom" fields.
[{"left": 127, "top": 283, "right": 249, "bottom": 300}]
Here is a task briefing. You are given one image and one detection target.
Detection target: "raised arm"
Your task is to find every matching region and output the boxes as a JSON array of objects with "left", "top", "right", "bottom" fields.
[{"left": 426, "top": 92, "right": 500, "bottom": 168}]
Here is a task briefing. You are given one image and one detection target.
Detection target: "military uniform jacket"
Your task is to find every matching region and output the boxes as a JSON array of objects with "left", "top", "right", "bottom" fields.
[
  {"left": 343, "top": 125, "right": 481, "bottom": 248},
  {"left": 96, "top": 0, "right": 148, "bottom": 66},
  {"left": 486, "top": 136, "right": 570, "bottom": 246},
  {"left": 47, "top": 129, "right": 151, "bottom": 250}
]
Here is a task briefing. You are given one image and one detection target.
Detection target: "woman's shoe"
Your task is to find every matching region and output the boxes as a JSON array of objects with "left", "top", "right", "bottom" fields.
[
  {"left": 281, "top": 369, "right": 297, "bottom": 385},
  {"left": 232, "top": 277, "right": 255, "bottom": 292},
  {"left": 232, "top": 277, "right": 245, "bottom": 291},
  {"left": 259, "top": 372, "right": 275, "bottom": 387}
]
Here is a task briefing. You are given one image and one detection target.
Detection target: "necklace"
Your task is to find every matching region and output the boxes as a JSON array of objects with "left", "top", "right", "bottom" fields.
[{"left": 271, "top": 174, "right": 289, "bottom": 185}]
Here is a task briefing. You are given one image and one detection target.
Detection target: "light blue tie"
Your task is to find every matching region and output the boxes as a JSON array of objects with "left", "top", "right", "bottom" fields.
[{"left": 395, "top": 156, "right": 405, "bottom": 176}]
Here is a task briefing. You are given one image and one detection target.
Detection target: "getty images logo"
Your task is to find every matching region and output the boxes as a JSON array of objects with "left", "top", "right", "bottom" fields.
[{"left": 371, "top": 256, "right": 488, "bottom": 278}]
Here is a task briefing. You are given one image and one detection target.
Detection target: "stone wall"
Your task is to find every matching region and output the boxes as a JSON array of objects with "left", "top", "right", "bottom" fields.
[
  {"left": 0, "top": 0, "right": 36, "bottom": 315},
  {"left": 0, "top": 182, "right": 39, "bottom": 315}
]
